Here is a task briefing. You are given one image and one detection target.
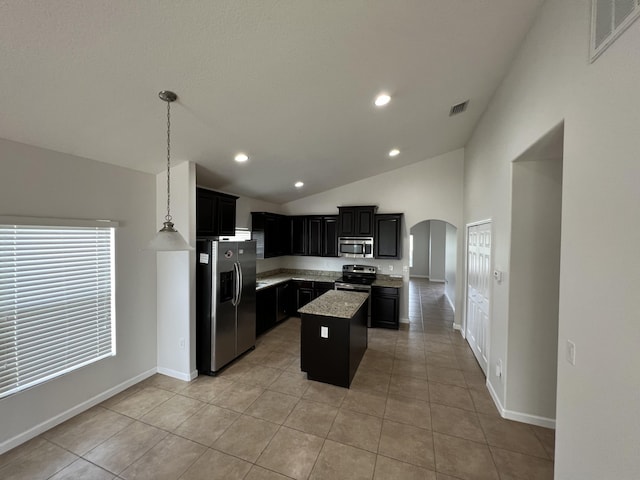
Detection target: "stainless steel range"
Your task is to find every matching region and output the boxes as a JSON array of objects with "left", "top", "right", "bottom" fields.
[{"left": 334, "top": 264, "right": 376, "bottom": 326}]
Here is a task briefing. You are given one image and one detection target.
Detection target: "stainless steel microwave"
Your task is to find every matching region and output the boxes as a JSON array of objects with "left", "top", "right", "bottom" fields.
[{"left": 338, "top": 237, "right": 374, "bottom": 258}]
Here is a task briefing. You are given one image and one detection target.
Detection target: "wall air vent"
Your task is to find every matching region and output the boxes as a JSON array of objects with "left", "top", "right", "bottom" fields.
[
  {"left": 591, "top": 0, "right": 640, "bottom": 62},
  {"left": 449, "top": 100, "right": 469, "bottom": 116}
]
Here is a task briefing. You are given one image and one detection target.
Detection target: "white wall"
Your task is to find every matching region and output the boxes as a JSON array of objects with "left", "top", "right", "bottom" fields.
[
  {"left": 409, "top": 221, "right": 430, "bottom": 277},
  {"left": 429, "top": 220, "right": 446, "bottom": 282},
  {"left": 0, "top": 138, "right": 157, "bottom": 453},
  {"left": 156, "top": 162, "right": 197, "bottom": 381},
  {"left": 281, "top": 149, "right": 465, "bottom": 324},
  {"left": 464, "top": 0, "right": 640, "bottom": 476},
  {"left": 508, "top": 155, "right": 562, "bottom": 423},
  {"left": 445, "top": 223, "right": 457, "bottom": 311}
]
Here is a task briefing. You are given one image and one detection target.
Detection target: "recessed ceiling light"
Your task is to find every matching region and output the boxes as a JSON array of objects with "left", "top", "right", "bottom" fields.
[
  {"left": 234, "top": 153, "right": 249, "bottom": 162},
  {"left": 374, "top": 93, "right": 391, "bottom": 107},
  {"left": 294, "top": 181, "right": 304, "bottom": 188},
  {"left": 389, "top": 149, "right": 400, "bottom": 157}
]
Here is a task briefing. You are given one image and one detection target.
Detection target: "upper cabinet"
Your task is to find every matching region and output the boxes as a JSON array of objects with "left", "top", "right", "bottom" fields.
[
  {"left": 290, "top": 216, "right": 307, "bottom": 256},
  {"left": 307, "top": 215, "right": 338, "bottom": 257},
  {"left": 322, "top": 216, "right": 339, "bottom": 257},
  {"left": 338, "top": 206, "right": 377, "bottom": 237},
  {"left": 252, "top": 212, "right": 290, "bottom": 258},
  {"left": 374, "top": 214, "right": 403, "bottom": 259},
  {"left": 196, "top": 187, "right": 238, "bottom": 236}
]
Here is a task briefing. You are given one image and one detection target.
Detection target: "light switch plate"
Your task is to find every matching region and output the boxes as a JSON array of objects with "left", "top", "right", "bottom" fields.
[{"left": 320, "top": 326, "right": 329, "bottom": 339}]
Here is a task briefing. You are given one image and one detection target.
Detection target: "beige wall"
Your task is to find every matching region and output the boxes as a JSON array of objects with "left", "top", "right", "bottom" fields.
[
  {"left": 464, "top": 0, "right": 640, "bottom": 476},
  {"left": 0, "top": 138, "right": 157, "bottom": 453},
  {"left": 281, "top": 149, "right": 465, "bottom": 323}
]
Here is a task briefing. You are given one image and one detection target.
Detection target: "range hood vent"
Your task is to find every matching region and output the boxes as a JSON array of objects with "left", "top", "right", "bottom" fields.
[{"left": 449, "top": 100, "right": 469, "bottom": 116}]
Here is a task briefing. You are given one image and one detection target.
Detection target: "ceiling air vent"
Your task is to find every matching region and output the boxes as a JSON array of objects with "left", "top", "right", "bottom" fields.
[{"left": 449, "top": 100, "right": 469, "bottom": 116}]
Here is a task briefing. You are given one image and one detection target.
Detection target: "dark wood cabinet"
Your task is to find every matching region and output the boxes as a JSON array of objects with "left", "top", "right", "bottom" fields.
[
  {"left": 283, "top": 214, "right": 339, "bottom": 258},
  {"left": 314, "top": 281, "right": 334, "bottom": 298},
  {"left": 256, "top": 286, "right": 277, "bottom": 336},
  {"left": 290, "top": 216, "right": 307, "bottom": 255},
  {"left": 252, "top": 212, "right": 289, "bottom": 258},
  {"left": 307, "top": 216, "right": 323, "bottom": 256},
  {"left": 371, "top": 286, "right": 400, "bottom": 329},
  {"left": 292, "top": 280, "right": 335, "bottom": 311},
  {"left": 196, "top": 188, "right": 238, "bottom": 236},
  {"left": 338, "top": 206, "right": 377, "bottom": 237},
  {"left": 257, "top": 281, "right": 294, "bottom": 336},
  {"left": 277, "top": 216, "right": 292, "bottom": 256},
  {"left": 374, "top": 214, "right": 403, "bottom": 259},
  {"left": 296, "top": 281, "right": 315, "bottom": 310},
  {"left": 322, "top": 216, "right": 338, "bottom": 257},
  {"left": 276, "top": 282, "right": 293, "bottom": 322}
]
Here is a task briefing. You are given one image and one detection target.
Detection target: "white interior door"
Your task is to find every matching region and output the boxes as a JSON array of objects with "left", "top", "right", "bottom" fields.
[{"left": 466, "top": 222, "right": 491, "bottom": 375}]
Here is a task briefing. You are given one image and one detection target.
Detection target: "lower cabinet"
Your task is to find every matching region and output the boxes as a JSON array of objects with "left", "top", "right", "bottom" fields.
[
  {"left": 371, "top": 286, "right": 400, "bottom": 329},
  {"left": 256, "top": 286, "right": 277, "bottom": 336},
  {"left": 257, "top": 281, "right": 294, "bottom": 336},
  {"left": 293, "top": 280, "right": 335, "bottom": 311}
]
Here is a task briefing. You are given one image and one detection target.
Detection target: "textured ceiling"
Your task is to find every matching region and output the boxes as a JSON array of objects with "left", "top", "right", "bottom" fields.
[{"left": 0, "top": 1, "right": 543, "bottom": 204}]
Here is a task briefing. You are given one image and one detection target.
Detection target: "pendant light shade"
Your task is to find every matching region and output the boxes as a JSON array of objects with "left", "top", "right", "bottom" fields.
[{"left": 149, "top": 90, "right": 192, "bottom": 251}]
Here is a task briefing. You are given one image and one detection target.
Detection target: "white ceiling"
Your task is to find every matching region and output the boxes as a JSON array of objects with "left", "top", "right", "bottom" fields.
[{"left": 0, "top": 1, "right": 543, "bottom": 204}]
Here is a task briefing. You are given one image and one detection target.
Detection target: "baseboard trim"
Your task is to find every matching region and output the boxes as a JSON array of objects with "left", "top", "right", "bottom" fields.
[
  {"left": 409, "top": 274, "right": 429, "bottom": 279},
  {"left": 0, "top": 368, "right": 157, "bottom": 455},
  {"left": 156, "top": 367, "right": 198, "bottom": 381},
  {"left": 486, "top": 379, "right": 556, "bottom": 429},
  {"left": 444, "top": 292, "right": 455, "bottom": 312},
  {"left": 503, "top": 409, "right": 556, "bottom": 429},
  {"left": 399, "top": 317, "right": 410, "bottom": 324},
  {"left": 452, "top": 323, "right": 462, "bottom": 331},
  {"left": 429, "top": 278, "right": 445, "bottom": 283}
]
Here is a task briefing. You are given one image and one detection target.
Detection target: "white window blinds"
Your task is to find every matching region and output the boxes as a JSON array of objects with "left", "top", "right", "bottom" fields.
[{"left": 0, "top": 220, "right": 116, "bottom": 399}]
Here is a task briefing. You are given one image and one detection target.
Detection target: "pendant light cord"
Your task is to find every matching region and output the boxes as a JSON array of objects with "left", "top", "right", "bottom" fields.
[{"left": 165, "top": 100, "right": 172, "bottom": 223}]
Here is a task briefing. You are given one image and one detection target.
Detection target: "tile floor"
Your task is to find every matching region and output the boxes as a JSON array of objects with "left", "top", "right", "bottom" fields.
[{"left": 0, "top": 279, "right": 555, "bottom": 480}]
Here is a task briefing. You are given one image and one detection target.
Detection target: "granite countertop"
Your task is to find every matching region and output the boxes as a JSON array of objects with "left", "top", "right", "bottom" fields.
[
  {"left": 298, "top": 290, "right": 369, "bottom": 319},
  {"left": 372, "top": 275, "right": 404, "bottom": 288},
  {"left": 256, "top": 269, "right": 405, "bottom": 291},
  {"left": 256, "top": 270, "right": 341, "bottom": 291}
]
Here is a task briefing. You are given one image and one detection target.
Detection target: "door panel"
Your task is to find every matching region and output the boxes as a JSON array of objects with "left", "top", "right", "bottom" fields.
[{"left": 466, "top": 222, "right": 491, "bottom": 374}]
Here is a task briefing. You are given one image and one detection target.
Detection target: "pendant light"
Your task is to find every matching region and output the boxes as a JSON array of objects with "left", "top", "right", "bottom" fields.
[{"left": 148, "top": 90, "right": 192, "bottom": 251}]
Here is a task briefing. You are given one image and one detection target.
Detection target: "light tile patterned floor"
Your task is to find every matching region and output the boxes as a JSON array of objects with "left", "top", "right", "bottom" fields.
[{"left": 0, "top": 279, "right": 554, "bottom": 479}]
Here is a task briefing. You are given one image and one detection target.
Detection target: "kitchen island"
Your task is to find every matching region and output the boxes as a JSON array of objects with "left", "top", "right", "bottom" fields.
[{"left": 298, "top": 290, "right": 368, "bottom": 388}]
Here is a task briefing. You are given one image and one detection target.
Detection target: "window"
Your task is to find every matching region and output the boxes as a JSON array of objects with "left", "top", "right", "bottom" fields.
[
  {"left": 0, "top": 217, "right": 116, "bottom": 399},
  {"left": 219, "top": 227, "right": 252, "bottom": 242},
  {"left": 409, "top": 234, "right": 414, "bottom": 268},
  {"left": 591, "top": 0, "right": 640, "bottom": 61}
]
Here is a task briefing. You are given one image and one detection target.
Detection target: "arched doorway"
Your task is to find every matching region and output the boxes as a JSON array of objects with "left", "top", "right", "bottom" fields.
[{"left": 408, "top": 220, "right": 458, "bottom": 329}]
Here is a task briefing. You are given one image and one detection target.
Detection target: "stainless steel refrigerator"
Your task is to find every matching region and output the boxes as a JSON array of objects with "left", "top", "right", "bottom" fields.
[{"left": 196, "top": 240, "right": 257, "bottom": 375}]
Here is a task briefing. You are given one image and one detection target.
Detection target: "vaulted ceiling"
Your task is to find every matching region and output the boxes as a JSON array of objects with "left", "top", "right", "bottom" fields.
[{"left": 0, "top": 1, "right": 543, "bottom": 203}]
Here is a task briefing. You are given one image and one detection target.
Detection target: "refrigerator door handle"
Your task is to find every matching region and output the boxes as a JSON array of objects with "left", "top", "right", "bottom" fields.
[
  {"left": 236, "top": 262, "right": 243, "bottom": 305},
  {"left": 231, "top": 262, "right": 239, "bottom": 307}
]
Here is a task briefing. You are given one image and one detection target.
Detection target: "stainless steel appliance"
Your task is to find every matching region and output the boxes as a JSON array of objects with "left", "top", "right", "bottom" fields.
[
  {"left": 338, "top": 237, "right": 374, "bottom": 258},
  {"left": 335, "top": 264, "right": 377, "bottom": 326},
  {"left": 196, "top": 240, "right": 257, "bottom": 375}
]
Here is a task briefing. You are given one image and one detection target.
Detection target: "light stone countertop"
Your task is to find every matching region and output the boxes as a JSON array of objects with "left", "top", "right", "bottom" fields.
[
  {"left": 372, "top": 275, "right": 404, "bottom": 288},
  {"left": 256, "top": 269, "right": 404, "bottom": 291},
  {"left": 256, "top": 270, "right": 341, "bottom": 291},
  {"left": 297, "top": 290, "right": 369, "bottom": 319}
]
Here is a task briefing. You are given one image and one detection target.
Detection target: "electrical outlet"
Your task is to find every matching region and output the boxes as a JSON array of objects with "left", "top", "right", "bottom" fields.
[
  {"left": 495, "top": 359, "right": 503, "bottom": 378},
  {"left": 320, "top": 326, "right": 329, "bottom": 339},
  {"left": 179, "top": 338, "right": 185, "bottom": 350},
  {"left": 567, "top": 340, "right": 576, "bottom": 365}
]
